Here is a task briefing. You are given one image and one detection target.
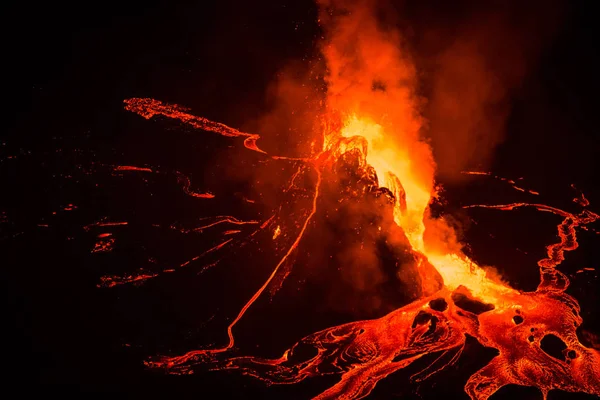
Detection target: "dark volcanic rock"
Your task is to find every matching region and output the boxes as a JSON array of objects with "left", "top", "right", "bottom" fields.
[{"left": 293, "top": 148, "right": 443, "bottom": 320}]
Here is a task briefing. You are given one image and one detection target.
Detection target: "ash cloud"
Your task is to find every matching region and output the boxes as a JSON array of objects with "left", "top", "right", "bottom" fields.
[
  {"left": 316, "top": 0, "right": 436, "bottom": 192},
  {"left": 229, "top": 0, "right": 565, "bottom": 302},
  {"left": 411, "top": 1, "right": 564, "bottom": 182}
]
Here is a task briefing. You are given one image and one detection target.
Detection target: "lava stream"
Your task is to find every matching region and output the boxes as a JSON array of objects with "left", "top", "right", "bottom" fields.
[
  {"left": 121, "top": 97, "right": 600, "bottom": 400},
  {"left": 465, "top": 202, "right": 600, "bottom": 291},
  {"left": 146, "top": 164, "right": 322, "bottom": 366},
  {"left": 124, "top": 98, "right": 266, "bottom": 154}
]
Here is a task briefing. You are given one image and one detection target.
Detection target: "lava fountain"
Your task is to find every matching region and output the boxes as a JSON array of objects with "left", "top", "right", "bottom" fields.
[{"left": 111, "top": 0, "right": 600, "bottom": 399}]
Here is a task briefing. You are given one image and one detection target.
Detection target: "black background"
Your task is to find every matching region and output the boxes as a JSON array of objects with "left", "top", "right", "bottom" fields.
[{"left": 2, "top": 0, "right": 599, "bottom": 398}]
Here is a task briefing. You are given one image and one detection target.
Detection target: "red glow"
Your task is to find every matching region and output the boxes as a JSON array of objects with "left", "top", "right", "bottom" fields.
[
  {"left": 111, "top": 1, "right": 600, "bottom": 397},
  {"left": 122, "top": 98, "right": 600, "bottom": 399}
]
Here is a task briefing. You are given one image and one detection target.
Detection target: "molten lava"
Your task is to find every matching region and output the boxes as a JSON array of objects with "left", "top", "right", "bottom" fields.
[
  {"left": 122, "top": 95, "right": 600, "bottom": 398},
  {"left": 106, "top": 0, "right": 600, "bottom": 398}
]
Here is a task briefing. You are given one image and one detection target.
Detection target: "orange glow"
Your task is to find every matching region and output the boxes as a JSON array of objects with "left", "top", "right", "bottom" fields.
[
  {"left": 326, "top": 114, "right": 512, "bottom": 302},
  {"left": 116, "top": 0, "right": 600, "bottom": 397},
  {"left": 313, "top": 0, "right": 508, "bottom": 303},
  {"left": 123, "top": 98, "right": 265, "bottom": 154},
  {"left": 122, "top": 91, "right": 600, "bottom": 398}
]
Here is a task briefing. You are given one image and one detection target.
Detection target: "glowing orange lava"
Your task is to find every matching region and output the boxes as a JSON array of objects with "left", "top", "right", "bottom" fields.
[
  {"left": 121, "top": 95, "right": 600, "bottom": 399},
  {"left": 106, "top": 0, "right": 600, "bottom": 398}
]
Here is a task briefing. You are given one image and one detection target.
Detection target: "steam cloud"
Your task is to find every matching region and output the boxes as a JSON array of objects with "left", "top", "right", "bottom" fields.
[
  {"left": 243, "top": 0, "right": 564, "bottom": 300},
  {"left": 414, "top": 1, "right": 563, "bottom": 181}
]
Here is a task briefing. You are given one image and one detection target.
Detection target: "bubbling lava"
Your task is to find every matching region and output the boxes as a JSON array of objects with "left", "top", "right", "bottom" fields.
[{"left": 122, "top": 98, "right": 600, "bottom": 399}]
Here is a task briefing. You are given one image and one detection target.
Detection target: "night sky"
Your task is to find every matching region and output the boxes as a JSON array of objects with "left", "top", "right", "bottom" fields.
[{"left": 2, "top": 1, "right": 599, "bottom": 398}]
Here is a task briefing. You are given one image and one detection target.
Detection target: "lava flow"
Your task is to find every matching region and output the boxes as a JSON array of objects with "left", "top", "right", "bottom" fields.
[
  {"left": 126, "top": 94, "right": 600, "bottom": 398},
  {"left": 111, "top": 0, "right": 600, "bottom": 399}
]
